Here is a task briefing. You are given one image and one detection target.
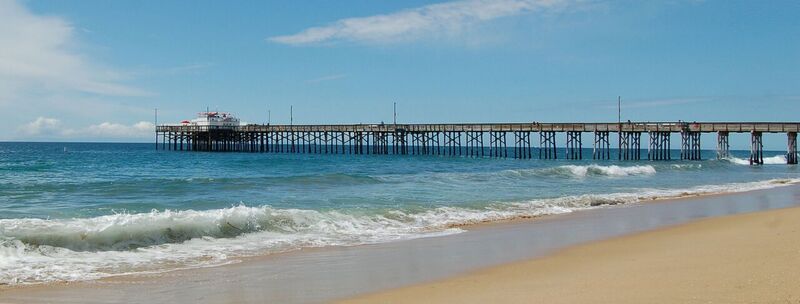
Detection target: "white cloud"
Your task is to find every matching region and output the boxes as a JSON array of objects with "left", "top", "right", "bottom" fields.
[
  {"left": 0, "top": 0, "right": 156, "bottom": 141},
  {"left": 83, "top": 121, "right": 154, "bottom": 138},
  {"left": 19, "top": 116, "right": 62, "bottom": 136},
  {"left": 18, "top": 117, "right": 153, "bottom": 140},
  {"left": 306, "top": 73, "right": 348, "bottom": 83},
  {"left": 269, "top": 0, "right": 574, "bottom": 45},
  {"left": 0, "top": 0, "right": 147, "bottom": 102}
]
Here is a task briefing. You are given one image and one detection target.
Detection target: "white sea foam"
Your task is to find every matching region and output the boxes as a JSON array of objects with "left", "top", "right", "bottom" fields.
[
  {"left": 0, "top": 207, "right": 465, "bottom": 284},
  {"left": 671, "top": 164, "right": 702, "bottom": 169},
  {"left": 497, "top": 164, "right": 657, "bottom": 179},
  {"left": 723, "top": 155, "right": 791, "bottom": 165},
  {"left": 1, "top": 178, "right": 798, "bottom": 284},
  {"left": 555, "top": 164, "right": 656, "bottom": 178},
  {"left": 379, "top": 164, "right": 658, "bottom": 183}
]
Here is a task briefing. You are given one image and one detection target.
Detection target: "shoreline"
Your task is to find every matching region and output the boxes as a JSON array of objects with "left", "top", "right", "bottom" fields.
[
  {"left": 2, "top": 178, "right": 796, "bottom": 290},
  {"left": 1, "top": 184, "right": 799, "bottom": 303},
  {"left": 456, "top": 177, "right": 798, "bottom": 230},
  {"left": 340, "top": 205, "right": 800, "bottom": 304}
]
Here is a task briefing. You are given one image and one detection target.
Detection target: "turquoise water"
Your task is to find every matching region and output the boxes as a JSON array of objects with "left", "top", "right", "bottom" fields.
[{"left": 0, "top": 142, "right": 797, "bottom": 284}]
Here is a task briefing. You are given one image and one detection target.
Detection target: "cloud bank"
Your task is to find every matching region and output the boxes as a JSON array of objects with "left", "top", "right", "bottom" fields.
[
  {"left": 20, "top": 117, "right": 62, "bottom": 136},
  {"left": 269, "top": 0, "right": 573, "bottom": 45},
  {"left": 18, "top": 117, "right": 154, "bottom": 140}
]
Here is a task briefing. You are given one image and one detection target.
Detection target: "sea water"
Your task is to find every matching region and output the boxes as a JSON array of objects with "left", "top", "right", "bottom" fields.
[{"left": 0, "top": 142, "right": 797, "bottom": 284}]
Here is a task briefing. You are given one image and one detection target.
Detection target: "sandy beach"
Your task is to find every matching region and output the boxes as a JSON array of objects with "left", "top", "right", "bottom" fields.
[{"left": 341, "top": 206, "right": 800, "bottom": 304}]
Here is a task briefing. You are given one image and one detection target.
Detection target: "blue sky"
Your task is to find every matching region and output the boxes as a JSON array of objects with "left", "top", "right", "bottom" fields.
[{"left": 0, "top": 0, "right": 798, "bottom": 148}]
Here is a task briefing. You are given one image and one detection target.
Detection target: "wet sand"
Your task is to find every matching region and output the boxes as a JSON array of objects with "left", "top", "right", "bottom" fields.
[
  {"left": 341, "top": 205, "right": 800, "bottom": 304},
  {"left": 1, "top": 185, "right": 799, "bottom": 304}
]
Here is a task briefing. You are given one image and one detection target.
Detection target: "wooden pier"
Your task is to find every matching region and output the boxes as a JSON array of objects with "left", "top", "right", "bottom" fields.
[{"left": 156, "top": 122, "right": 800, "bottom": 165}]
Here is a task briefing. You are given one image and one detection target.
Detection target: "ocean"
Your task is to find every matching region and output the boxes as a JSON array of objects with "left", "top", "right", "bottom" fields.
[{"left": 0, "top": 142, "right": 797, "bottom": 284}]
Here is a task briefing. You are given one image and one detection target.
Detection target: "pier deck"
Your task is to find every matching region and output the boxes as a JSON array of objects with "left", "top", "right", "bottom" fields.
[{"left": 156, "top": 122, "right": 800, "bottom": 165}]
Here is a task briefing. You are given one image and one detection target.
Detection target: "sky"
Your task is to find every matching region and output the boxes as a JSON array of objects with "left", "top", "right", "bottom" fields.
[{"left": 0, "top": 0, "right": 798, "bottom": 148}]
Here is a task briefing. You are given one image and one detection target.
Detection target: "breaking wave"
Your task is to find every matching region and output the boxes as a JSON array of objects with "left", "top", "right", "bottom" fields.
[
  {"left": 1, "top": 178, "right": 797, "bottom": 285},
  {"left": 671, "top": 163, "right": 703, "bottom": 170},
  {"left": 542, "top": 164, "right": 657, "bottom": 178},
  {"left": 493, "top": 164, "right": 657, "bottom": 180},
  {"left": 723, "top": 155, "right": 791, "bottom": 165}
]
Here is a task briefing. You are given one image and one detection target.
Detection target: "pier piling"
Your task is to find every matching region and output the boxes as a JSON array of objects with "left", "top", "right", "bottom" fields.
[
  {"left": 156, "top": 122, "right": 800, "bottom": 165},
  {"left": 539, "top": 131, "right": 557, "bottom": 159},
  {"left": 716, "top": 132, "right": 730, "bottom": 159},
  {"left": 593, "top": 131, "right": 610, "bottom": 160},
  {"left": 788, "top": 132, "right": 797, "bottom": 165},
  {"left": 444, "top": 131, "right": 462, "bottom": 156},
  {"left": 514, "top": 131, "right": 532, "bottom": 159},
  {"left": 680, "top": 131, "right": 701, "bottom": 160},
  {"left": 565, "top": 131, "right": 582, "bottom": 160},
  {"left": 619, "top": 132, "right": 641, "bottom": 160},
  {"left": 490, "top": 131, "right": 508, "bottom": 158},
  {"left": 466, "top": 131, "right": 483, "bottom": 157},
  {"left": 648, "top": 132, "right": 671, "bottom": 161},
  {"left": 750, "top": 131, "right": 764, "bottom": 165}
]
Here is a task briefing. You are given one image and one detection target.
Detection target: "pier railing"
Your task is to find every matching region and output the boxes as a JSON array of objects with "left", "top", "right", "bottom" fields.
[{"left": 155, "top": 122, "right": 800, "bottom": 165}]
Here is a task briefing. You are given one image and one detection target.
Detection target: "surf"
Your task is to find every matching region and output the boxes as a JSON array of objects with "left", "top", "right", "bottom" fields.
[{"left": 2, "top": 178, "right": 797, "bottom": 285}]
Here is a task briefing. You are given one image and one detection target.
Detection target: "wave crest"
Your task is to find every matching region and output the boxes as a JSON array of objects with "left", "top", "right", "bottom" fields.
[
  {"left": 723, "top": 155, "right": 789, "bottom": 165},
  {"left": 1, "top": 178, "right": 797, "bottom": 284},
  {"left": 546, "top": 164, "right": 656, "bottom": 178}
]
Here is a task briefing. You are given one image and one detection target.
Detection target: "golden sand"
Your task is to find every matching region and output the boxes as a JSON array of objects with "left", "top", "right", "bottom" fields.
[{"left": 339, "top": 206, "right": 800, "bottom": 304}]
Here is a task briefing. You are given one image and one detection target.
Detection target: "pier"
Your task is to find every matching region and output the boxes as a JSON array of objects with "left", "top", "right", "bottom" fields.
[{"left": 156, "top": 122, "right": 800, "bottom": 165}]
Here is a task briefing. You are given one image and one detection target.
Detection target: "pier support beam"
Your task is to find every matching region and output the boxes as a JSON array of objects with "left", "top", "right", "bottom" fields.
[
  {"left": 443, "top": 132, "right": 461, "bottom": 156},
  {"left": 343, "top": 132, "right": 352, "bottom": 154},
  {"left": 410, "top": 132, "right": 438, "bottom": 155},
  {"left": 290, "top": 131, "right": 297, "bottom": 153},
  {"left": 156, "top": 123, "right": 800, "bottom": 167},
  {"left": 410, "top": 132, "right": 422, "bottom": 155},
  {"left": 373, "top": 132, "right": 388, "bottom": 155},
  {"left": 331, "top": 132, "right": 342, "bottom": 154},
  {"left": 490, "top": 131, "right": 507, "bottom": 158},
  {"left": 717, "top": 131, "right": 730, "bottom": 159},
  {"left": 680, "top": 131, "right": 701, "bottom": 160},
  {"left": 648, "top": 132, "right": 671, "bottom": 160},
  {"left": 539, "top": 131, "right": 557, "bottom": 159},
  {"left": 466, "top": 131, "right": 483, "bottom": 157},
  {"left": 514, "top": 131, "right": 531, "bottom": 159},
  {"left": 619, "top": 132, "right": 641, "bottom": 160},
  {"left": 593, "top": 131, "right": 610, "bottom": 160},
  {"left": 426, "top": 132, "right": 441, "bottom": 155},
  {"left": 788, "top": 132, "right": 798, "bottom": 165},
  {"left": 565, "top": 131, "right": 582, "bottom": 160},
  {"left": 356, "top": 132, "right": 367, "bottom": 155},
  {"left": 750, "top": 131, "right": 763, "bottom": 165},
  {"left": 322, "top": 132, "right": 330, "bottom": 154},
  {"left": 396, "top": 130, "right": 408, "bottom": 155}
]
